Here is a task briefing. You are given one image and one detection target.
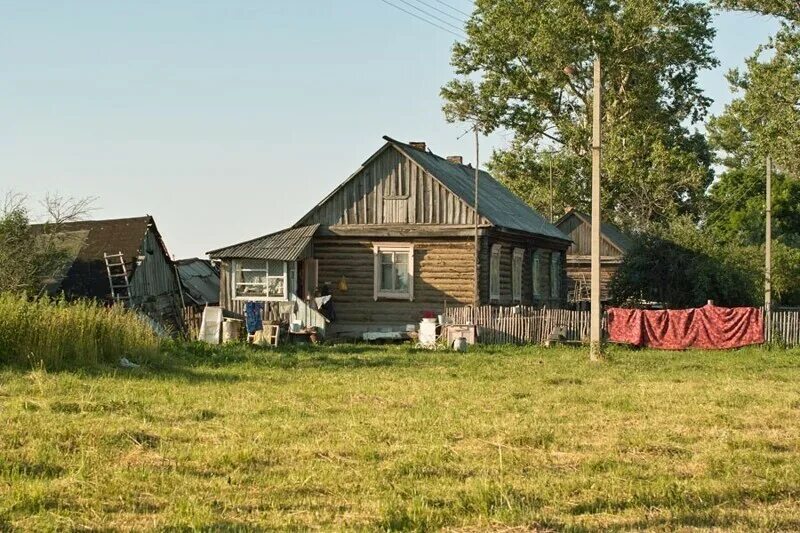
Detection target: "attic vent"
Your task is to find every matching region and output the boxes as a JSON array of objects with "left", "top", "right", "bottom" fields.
[
  {"left": 447, "top": 155, "right": 463, "bottom": 165},
  {"left": 409, "top": 141, "right": 426, "bottom": 151}
]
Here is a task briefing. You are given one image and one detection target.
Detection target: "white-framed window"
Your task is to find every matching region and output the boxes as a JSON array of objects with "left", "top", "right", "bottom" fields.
[
  {"left": 532, "top": 250, "right": 542, "bottom": 299},
  {"left": 489, "top": 244, "right": 501, "bottom": 301},
  {"left": 233, "top": 259, "right": 288, "bottom": 301},
  {"left": 512, "top": 248, "right": 524, "bottom": 302},
  {"left": 550, "top": 252, "right": 561, "bottom": 299},
  {"left": 373, "top": 243, "right": 414, "bottom": 300}
]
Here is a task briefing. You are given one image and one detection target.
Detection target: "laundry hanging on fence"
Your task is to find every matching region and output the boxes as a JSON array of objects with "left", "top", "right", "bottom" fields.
[
  {"left": 607, "top": 304, "right": 764, "bottom": 350},
  {"left": 244, "top": 301, "right": 264, "bottom": 334}
]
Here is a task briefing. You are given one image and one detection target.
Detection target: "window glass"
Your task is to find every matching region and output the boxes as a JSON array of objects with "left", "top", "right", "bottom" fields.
[
  {"left": 234, "top": 259, "right": 287, "bottom": 300},
  {"left": 374, "top": 245, "right": 413, "bottom": 299}
]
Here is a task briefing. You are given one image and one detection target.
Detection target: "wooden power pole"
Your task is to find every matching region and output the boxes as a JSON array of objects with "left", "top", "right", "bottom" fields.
[
  {"left": 473, "top": 126, "right": 480, "bottom": 310},
  {"left": 765, "top": 154, "right": 772, "bottom": 341},
  {"left": 589, "top": 55, "right": 603, "bottom": 361}
]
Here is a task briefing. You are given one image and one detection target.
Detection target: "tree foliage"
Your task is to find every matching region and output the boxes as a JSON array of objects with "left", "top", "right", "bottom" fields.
[
  {"left": 0, "top": 194, "right": 93, "bottom": 297},
  {"left": 442, "top": 0, "right": 717, "bottom": 229}
]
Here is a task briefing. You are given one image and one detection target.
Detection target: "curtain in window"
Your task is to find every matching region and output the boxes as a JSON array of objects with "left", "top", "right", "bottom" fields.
[{"left": 490, "top": 244, "right": 501, "bottom": 301}]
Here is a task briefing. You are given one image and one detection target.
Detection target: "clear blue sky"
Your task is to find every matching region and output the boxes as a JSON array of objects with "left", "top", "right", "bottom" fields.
[{"left": 0, "top": 1, "right": 780, "bottom": 258}]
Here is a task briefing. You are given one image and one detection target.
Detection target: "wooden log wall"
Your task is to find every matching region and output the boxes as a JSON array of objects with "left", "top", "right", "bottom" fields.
[{"left": 314, "top": 236, "right": 475, "bottom": 325}]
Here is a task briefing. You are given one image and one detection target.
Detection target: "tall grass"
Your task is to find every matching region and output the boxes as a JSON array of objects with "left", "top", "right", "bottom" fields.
[{"left": 0, "top": 293, "right": 160, "bottom": 368}]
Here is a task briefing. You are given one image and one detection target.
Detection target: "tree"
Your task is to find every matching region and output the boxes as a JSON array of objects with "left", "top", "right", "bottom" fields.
[
  {"left": 610, "top": 217, "right": 762, "bottom": 307},
  {"left": 708, "top": 25, "right": 800, "bottom": 181},
  {"left": 705, "top": 24, "right": 800, "bottom": 304},
  {"left": 0, "top": 193, "right": 94, "bottom": 296},
  {"left": 712, "top": 0, "right": 798, "bottom": 21},
  {"left": 441, "top": 0, "right": 718, "bottom": 230}
]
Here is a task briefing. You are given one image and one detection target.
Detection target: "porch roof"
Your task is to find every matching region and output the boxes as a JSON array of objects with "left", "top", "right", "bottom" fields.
[{"left": 208, "top": 224, "right": 319, "bottom": 261}]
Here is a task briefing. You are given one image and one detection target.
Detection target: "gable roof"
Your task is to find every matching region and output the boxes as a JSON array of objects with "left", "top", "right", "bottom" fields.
[
  {"left": 175, "top": 258, "right": 220, "bottom": 305},
  {"left": 555, "top": 209, "right": 633, "bottom": 253},
  {"left": 31, "top": 216, "right": 164, "bottom": 299},
  {"left": 294, "top": 136, "right": 568, "bottom": 242},
  {"left": 207, "top": 224, "right": 319, "bottom": 260}
]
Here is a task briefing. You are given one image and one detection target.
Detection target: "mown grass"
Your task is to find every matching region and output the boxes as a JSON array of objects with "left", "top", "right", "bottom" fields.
[
  {"left": 2, "top": 343, "right": 800, "bottom": 531},
  {"left": 0, "top": 294, "right": 160, "bottom": 368}
]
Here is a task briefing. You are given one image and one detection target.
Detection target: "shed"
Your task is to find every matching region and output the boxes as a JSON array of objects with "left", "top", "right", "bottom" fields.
[{"left": 554, "top": 208, "right": 632, "bottom": 303}]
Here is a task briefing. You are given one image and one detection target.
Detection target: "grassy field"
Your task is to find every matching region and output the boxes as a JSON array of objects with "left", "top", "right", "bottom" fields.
[{"left": 2, "top": 343, "right": 800, "bottom": 531}]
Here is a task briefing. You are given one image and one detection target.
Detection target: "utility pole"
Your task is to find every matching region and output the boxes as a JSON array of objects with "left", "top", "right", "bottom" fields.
[
  {"left": 549, "top": 157, "right": 554, "bottom": 222},
  {"left": 589, "top": 55, "right": 603, "bottom": 361},
  {"left": 765, "top": 154, "right": 772, "bottom": 341},
  {"left": 473, "top": 126, "right": 480, "bottom": 311}
]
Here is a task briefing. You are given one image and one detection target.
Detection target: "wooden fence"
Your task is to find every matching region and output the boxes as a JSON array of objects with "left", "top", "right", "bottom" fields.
[
  {"left": 445, "top": 305, "right": 800, "bottom": 347},
  {"left": 444, "top": 305, "right": 599, "bottom": 345},
  {"left": 770, "top": 307, "right": 800, "bottom": 347}
]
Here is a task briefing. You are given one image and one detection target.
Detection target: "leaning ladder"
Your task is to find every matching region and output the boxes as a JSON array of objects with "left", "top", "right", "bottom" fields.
[{"left": 103, "top": 252, "right": 131, "bottom": 302}]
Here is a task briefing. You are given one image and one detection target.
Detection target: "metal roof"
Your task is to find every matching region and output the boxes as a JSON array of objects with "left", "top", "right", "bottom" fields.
[
  {"left": 555, "top": 209, "right": 633, "bottom": 253},
  {"left": 207, "top": 224, "right": 319, "bottom": 260},
  {"left": 175, "top": 258, "right": 220, "bottom": 305},
  {"left": 384, "top": 137, "right": 570, "bottom": 242}
]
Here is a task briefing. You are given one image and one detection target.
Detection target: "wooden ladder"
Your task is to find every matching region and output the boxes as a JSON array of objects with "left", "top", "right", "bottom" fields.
[{"left": 103, "top": 252, "right": 131, "bottom": 302}]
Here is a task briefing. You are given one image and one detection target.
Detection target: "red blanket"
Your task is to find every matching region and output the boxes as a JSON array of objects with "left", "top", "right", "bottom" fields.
[{"left": 607, "top": 304, "right": 764, "bottom": 350}]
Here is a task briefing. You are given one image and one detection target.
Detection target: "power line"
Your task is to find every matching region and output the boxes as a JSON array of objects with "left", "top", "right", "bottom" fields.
[
  {"left": 432, "top": 0, "right": 472, "bottom": 18},
  {"left": 393, "top": 0, "right": 467, "bottom": 34},
  {"left": 379, "top": 0, "right": 465, "bottom": 39},
  {"left": 705, "top": 178, "right": 763, "bottom": 227},
  {"left": 409, "top": 0, "right": 467, "bottom": 23}
]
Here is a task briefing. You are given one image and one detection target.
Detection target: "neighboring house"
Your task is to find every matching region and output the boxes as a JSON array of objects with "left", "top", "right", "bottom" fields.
[
  {"left": 175, "top": 258, "right": 220, "bottom": 306},
  {"left": 554, "top": 208, "right": 633, "bottom": 304},
  {"left": 208, "top": 136, "right": 571, "bottom": 337},
  {"left": 33, "top": 216, "right": 184, "bottom": 326}
]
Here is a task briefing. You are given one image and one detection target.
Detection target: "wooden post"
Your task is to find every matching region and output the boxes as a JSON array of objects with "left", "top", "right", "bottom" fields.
[
  {"left": 473, "top": 126, "right": 480, "bottom": 313},
  {"left": 589, "top": 55, "right": 603, "bottom": 361},
  {"left": 765, "top": 154, "right": 772, "bottom": 341}
]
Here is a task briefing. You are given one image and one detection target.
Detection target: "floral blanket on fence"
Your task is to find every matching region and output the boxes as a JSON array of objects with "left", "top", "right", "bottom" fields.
[{"left": 607, "top": 304, "right": 764, "bottom": 350}]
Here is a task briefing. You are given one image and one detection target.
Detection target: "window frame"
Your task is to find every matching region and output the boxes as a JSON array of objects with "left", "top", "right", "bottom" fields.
[
  {"left": 232, "top": 259, "right": 289, "bottom": 302},
  {"left": 512, "top": 247, "right": 524, "bottom": 303},
  {"left": 373, "top": 243, "right": 414, "bottom": 300},
  {"left": 489, "top": 244, "right": 502, "bottom": 302}
]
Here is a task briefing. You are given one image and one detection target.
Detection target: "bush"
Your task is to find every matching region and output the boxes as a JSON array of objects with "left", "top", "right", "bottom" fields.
[
  {"left": 0, "top": 294, "right": 160, "bottom": 368},
  {"left": 610, "top": 218, "right": 762, "bottom": 308}
]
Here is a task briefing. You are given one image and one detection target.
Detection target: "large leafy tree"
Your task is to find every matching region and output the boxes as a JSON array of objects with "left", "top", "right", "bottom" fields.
[
  {"left": 705, "top": 24, "right": 800, "bottom": 305},
  {"left": 441, "top": 0, "right": 718, "bottom": 230}
]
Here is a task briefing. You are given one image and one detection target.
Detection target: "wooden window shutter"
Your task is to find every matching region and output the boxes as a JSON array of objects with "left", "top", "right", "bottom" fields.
[{"left": 490, "top": 244, "right": 501, "bottom": 301}]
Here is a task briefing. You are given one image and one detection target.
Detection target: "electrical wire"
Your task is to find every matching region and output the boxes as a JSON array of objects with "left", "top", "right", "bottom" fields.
[
  {"left": 379, "top": 0, "right": 466, "bottom": 39},
  {"left": 432, "top": 0, "right": 471, "bottom": 18},
  {"left": 392, "top": 0, "right": 467, "bottom": 33},
  {"left": 704, "top": 178, "right": 763, "bottom": 227},
  {"left": 409, "top": 0, "right": 468, "bottom": 23}
]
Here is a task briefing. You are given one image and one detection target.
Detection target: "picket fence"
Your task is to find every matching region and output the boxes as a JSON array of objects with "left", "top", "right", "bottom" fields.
[
  {"left": 444, "top": 305, "right": 800, "bottom": 347},
  {"left": 769, "top": 307, "right": 800, "bottom": 347},
  {"left": 444, "top": 305, "right": 601, "bottom": 345}
]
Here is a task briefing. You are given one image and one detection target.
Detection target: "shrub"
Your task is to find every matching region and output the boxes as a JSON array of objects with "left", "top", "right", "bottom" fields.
[{"left": 0, "top": 294, "right": 160, "bottom": 368}]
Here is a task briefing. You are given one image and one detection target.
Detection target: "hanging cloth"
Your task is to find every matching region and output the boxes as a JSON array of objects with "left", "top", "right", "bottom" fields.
[{"left": 244, "top": 301, "right": 264, "bottom": 334}]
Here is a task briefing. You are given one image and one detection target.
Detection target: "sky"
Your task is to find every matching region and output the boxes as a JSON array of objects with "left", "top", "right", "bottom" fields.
[{"left": 0, "top": 1, "right": 781, "bottom": 258}]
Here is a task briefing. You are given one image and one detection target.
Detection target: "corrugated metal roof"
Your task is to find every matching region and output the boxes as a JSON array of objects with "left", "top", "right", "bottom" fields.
[
  {"left": 207, "top": 224, "right": 319, "bottom": 260},
  {"left": 175, "top": 258, "right": 220, "bottom": 305},
  {"left": 385, "top": 137, "right": 570, "bottom": 242},
  {"left": 555, "top": 209, "right": 633, "bottom": 253}
]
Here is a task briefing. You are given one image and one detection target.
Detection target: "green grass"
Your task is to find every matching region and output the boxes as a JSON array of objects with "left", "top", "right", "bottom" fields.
[
  {"left": 0, "top": 294, "right": 160, "bottom": 368},
  {"left": 2, "top": 343, "right": 800, "bottom": 531}
]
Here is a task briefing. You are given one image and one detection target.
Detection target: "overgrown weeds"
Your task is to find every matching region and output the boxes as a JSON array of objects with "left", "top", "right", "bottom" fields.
[{"left": 0, "top": 293, "right": 160, "bottom": 369}]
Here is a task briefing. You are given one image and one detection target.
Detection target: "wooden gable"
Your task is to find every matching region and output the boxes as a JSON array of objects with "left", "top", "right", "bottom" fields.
[
  {"left": 557, "top": 212, "right": 623, "bottom": 257},
  {"left": 297, "top": 144, "right": 490, "bottom": 227}
]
